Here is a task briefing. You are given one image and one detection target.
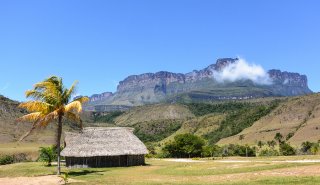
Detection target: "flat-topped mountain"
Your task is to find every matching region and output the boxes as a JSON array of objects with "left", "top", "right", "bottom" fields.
[{"left": 86, "top": 58, "right": 312, "bottom": 111}]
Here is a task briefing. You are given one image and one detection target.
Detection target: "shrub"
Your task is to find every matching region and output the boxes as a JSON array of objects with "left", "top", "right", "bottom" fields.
[
  {"left": 301, "top": 141, "right": 320, "bottom": 155},
  {"left": 280, "top": 142, "right": 296, "bottom": 156},
  {"left": 286, "top": 132, "right": 294, "bottom": 141},
  {"left": 267, "top": 140, "right": 276, "bottom": 148},
  {"left": 224, "top": 144, "right": 256, "bottom": 157},
  {"left": 93, "top": 111, "right": 124, "bottom": 123},
  {"left": 301, "top": 141, "right": 313, "bottom": 154},
  {"left": 38, "top": 146, "right": 58, "bottom": 166},
  {"left": 0, "top": 155, "right": 14, "bottom": 165},
  {"left": 311, "top": 144, "right": 319, "bottom": 155},
  {"left": 259, "top": 148, "right": 280, "bottom": 156}
]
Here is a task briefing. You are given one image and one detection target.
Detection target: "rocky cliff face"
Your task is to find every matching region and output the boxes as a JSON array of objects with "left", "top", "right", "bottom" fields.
[
  {"left": 86, "top": 58, "right": 312, "bottom": 109},
  {"left": 117, "top": 58, "right": 239, "bottom": 92},
  {"left": 89, "top": 92, "right": 113, "bottom": 102}
]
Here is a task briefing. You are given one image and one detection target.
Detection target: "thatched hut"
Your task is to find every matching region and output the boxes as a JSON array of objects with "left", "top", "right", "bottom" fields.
[{"left": 61, "top": 127, "right": 148, "bottom": 168}]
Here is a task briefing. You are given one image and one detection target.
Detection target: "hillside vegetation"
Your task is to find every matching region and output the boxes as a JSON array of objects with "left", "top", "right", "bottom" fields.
[
  {"left": 2, "top": 93, "right": 320, "bottom": 158},
  {"left": 218, "top": 93, "right": 320, "bottom": 146}
]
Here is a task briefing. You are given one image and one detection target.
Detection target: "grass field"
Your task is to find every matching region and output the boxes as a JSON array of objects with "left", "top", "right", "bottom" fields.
[{"left": 1, "top": 156, "right": 320, "bottom": 185}]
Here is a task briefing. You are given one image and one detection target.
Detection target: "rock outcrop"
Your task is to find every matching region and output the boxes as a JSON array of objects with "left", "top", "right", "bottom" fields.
[{"left": 86, "top": 58, "right": 312, "bottom": 109}]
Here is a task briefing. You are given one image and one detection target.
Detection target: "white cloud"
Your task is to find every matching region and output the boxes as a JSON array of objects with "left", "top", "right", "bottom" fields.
[{"left": 214, "top": 58, "right": 272, "bottom": 85}]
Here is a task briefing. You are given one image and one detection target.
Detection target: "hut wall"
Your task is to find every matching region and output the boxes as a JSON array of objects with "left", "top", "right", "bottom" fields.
[{"left": 66, "top": 155, "right": 145, "bottom": 168}]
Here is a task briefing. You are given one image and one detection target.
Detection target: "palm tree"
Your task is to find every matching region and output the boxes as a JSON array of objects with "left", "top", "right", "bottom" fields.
[{"left": 18, "top": 76, "right": 89, "bottom": 175}]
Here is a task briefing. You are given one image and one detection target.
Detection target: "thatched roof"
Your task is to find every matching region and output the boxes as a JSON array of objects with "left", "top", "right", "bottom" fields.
[{"left": 61, "top": 127, "right": 148, "bottom": 157}]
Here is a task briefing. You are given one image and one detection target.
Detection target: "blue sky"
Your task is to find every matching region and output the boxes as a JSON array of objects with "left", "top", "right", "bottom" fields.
[{"left": 0, "top": 0, "right": 319, "bottom": 101}]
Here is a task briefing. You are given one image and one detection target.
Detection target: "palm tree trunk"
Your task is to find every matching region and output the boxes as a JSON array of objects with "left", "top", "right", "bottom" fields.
[{"left": 57, "top": 115, "right": 63, "bottom": 175}]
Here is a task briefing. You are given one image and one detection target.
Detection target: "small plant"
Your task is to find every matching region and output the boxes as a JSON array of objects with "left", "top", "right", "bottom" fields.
[
  {"left": 239, "top": 135, "right": 244, "bottom": 140},
  {"left": 60, "top": 172, "right": 69, "bottom": 185}
]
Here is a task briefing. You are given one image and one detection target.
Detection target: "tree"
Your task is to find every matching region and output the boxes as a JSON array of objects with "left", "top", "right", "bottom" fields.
[
  {"left": 267, "top": 140, "right": 276, "bottom": 148},
  {"left": 18, "top": 76, "right": 89, "bottom": 175},
  {"left": 257, "top": 141, "right": 264, "bottom": 149},
  {"left": 279, "top": 142, "right": 296, "bottom": 156},
  {"left": 301, "top": 141, "right": 313, "bottom": 154},
  {"left": 162, "top": 134, "right": 205, "bottom": 158},
  {"left": 202, "top": 145, "right": 222, "bottom": 157},
  {"left": 311, "top": 144, "right": 319, "bottom": 155},
  {"left": 274, "top": 133, "right": 283, "bottom": 144},
  {"left": 286, "top": 132, "right": 294, "bottom": 141}
]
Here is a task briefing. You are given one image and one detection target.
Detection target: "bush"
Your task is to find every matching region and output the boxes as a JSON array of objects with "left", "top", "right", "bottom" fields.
[
  {"left": 224, "top": 144, "right": 256, "bottom": 157},
  {"left": 280, "top": 142, "right": 296, "bottom": 156},
  {"left": 93, "top": 111, "right": 124, "bottom": 123},
  {"left": 300, "top": 141, "right": 319, "bottom": 155},
  {"left": 0, "top": 155, "right": 14, "bottom": 165},
  {"left": 259, "top": 148, "right": 280, "bottom": 156},
  {"left": 162, "top": 134, "right": 205, "bottom": 158},
  {"left": 38, "top": 146, "right": 58, "bottom": 166}
]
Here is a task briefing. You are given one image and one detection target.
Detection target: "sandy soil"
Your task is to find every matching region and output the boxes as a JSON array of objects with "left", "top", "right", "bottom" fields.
[{"left": 0, "top": 175, "right": 81, "bottom": 185}]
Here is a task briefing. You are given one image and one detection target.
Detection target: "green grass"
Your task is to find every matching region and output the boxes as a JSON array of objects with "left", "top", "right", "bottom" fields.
[{"left": 1, "top": 156, "right": 320, "bottom": 185}]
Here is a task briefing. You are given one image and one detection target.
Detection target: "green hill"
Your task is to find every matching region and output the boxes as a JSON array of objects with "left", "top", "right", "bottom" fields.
[{"left": 2, "top": 93, "right": 320, "bottom": 158}]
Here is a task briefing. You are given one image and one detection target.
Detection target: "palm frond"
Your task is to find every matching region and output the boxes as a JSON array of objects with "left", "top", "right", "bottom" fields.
[
  {"left": 19, "top": 101, "right": 52, "bottom": 113},
  {"left": 73, "top": 96, "right": 89, "bottom": 104},
  {"left": 66, "top": 81, "right": 78, "bottom": 100},
  {"left": 65, "top": 111, "right": 82, "bottom": 129},
  {"left": 64, "top": 101, "right": 82, "bottom": 113},
  {"left": 17, "top": 112, "right": 44, "bottom": 122}
]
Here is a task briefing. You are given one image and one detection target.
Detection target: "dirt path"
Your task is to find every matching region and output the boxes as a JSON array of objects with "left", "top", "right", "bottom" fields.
[
  {"left": 164, "top": 159, "right": 205, "bottom": 163},
  {"left": 217, "top": 159, "right": 320, "bottom": 163},
  {"left": 164, "top": 158, "right": 320, "bottom": 163},
  {"left": 0, "top": 175, "right": 81, "bottom": 185}
]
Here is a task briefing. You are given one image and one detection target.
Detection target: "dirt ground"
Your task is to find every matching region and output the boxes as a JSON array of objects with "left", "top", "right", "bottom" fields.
[{"left": 0, "top": 175, "right": 81, "bottom": 185}]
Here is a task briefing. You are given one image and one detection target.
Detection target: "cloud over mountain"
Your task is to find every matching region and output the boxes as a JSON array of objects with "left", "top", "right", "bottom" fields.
[{"left": 214, "top": 58, "right": 272, "bottom": 85}]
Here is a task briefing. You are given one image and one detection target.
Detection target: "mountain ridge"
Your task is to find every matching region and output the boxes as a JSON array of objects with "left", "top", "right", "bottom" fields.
[{"left": 85, "top": 58, "right": 312, "bottom": 110}]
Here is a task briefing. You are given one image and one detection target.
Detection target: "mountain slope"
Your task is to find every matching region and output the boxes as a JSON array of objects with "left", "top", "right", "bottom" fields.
[
  {"left": 0, "top": 95, "right": 57, "bottom": 144},
  {"left": 218, "top": 93, "right": 320, "bottom": 146},
  {"left": 114, "top": 104, "right": 194, "bottom": 126}
]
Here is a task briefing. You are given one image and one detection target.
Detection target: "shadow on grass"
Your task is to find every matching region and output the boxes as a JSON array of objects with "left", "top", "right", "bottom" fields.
[{"left": 67, "top": 170, "right": 105, "bottom": 176}]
